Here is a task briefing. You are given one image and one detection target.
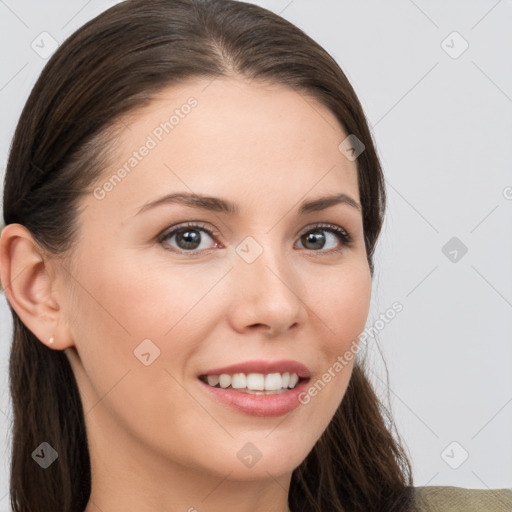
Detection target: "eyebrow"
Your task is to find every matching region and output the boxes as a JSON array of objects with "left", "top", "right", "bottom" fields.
[{"left": 135, "top": 191, "right": 361, "bottom": 216}]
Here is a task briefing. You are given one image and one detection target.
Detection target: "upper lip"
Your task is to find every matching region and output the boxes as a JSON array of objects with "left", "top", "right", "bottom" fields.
[{"left": 199, "top": 360, "right": 311, "bottom": 379}]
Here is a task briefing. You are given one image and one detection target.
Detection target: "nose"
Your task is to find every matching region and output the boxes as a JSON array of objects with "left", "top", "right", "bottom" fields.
[{"left": 227, "top": 244, "right": 308, "bottom": 337}]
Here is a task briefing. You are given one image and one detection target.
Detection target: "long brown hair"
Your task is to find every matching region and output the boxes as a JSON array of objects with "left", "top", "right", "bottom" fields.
[{"left": 2, "top": 1, "right": 414, "bottom": 510}]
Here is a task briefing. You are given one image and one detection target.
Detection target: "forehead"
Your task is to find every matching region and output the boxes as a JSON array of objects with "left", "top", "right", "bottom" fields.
[{"left": 88, "top": 76, "right": 359, "bottom": 218}]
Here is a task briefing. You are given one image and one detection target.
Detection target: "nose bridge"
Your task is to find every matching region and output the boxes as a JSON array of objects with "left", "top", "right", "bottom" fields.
[
  {"left": 235, "top": 233, "right": 291, "bottom": 293},
  {"left": 230, "top": 234, "right": 306, "bottom": 334}
]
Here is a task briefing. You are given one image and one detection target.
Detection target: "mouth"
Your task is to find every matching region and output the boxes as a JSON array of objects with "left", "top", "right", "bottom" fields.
[
  {"left": 196, "top": 360, "right": 312, "bottom": 416},
  {"left": 198, "top": 372, "right": 307, "bottom": 395}
]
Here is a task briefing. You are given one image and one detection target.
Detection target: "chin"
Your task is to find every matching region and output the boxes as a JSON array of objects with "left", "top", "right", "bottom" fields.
[
  {"left": 224, "top": 460, "right": 300, "bottom": 482},
  {"left": 207, "top": 441, "right": 310, "bottom": 481}
]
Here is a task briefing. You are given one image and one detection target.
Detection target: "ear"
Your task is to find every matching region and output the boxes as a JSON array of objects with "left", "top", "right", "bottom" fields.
[{"left": 0, "top": 223, "right": 74, "bottom": 350}]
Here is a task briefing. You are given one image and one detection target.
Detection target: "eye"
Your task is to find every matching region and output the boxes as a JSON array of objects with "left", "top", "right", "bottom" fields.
[
  {"left": 157, "top": 222, "right": 353, "bottom": 255},
  {"left": 296, "top": 224, "right": 352, "bottom": 253},
  {"left": 158, "top": 222, "right": 220, "bottom": 254}
]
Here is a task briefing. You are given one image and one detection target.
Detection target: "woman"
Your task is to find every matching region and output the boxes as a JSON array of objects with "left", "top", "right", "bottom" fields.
[{"left": 0, "top": 1, "right": 510, "bottom": 511}]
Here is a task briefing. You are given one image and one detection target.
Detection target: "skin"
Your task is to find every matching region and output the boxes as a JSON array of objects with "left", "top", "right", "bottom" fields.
[{"left": 0, "top": 76, "right": 372, "bottom": 512}]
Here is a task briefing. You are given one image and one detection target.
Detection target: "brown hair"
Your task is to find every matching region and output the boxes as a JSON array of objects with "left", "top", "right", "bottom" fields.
[{"left": 2, "top": 1, "right": 414, "bottom": 510}]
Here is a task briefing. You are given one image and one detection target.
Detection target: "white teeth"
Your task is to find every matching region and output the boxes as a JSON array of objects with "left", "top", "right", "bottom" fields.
[
  {"left": 246, "top": 373, "right": 265, "bottom": 390},
  {"left": 219, "top": 374, "right": 231, "bottom": 388},
  {"left": 231, "top": 373, "right": 247, "bottom": 389},
  {"left": 207, "top": 375, "right": 219, "bottom": 387},
  {"left": 264, "top": 373, "right": 283, "bottom": 391},
  {"left": 203, "top": 372, "right": 301, "bottom": 391}
]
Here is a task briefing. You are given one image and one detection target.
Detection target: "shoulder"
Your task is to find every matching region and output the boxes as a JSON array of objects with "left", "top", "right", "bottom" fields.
[{"left": 413, "top": 486, "right": 512, "bottom": 512}]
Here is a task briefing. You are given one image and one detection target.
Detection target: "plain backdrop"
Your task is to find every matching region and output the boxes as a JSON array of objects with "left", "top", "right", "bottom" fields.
[{"left": 0, "top": 0, "right": 511, "bottom": 508}]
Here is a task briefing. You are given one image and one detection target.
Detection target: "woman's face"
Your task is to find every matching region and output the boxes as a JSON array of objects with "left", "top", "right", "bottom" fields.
[{"left": 61, "top": 76, "right": 371, "bottom": 487}]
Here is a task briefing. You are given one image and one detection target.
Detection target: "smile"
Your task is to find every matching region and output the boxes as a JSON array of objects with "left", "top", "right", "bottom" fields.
[{"left": 199, "top": 372, "right": 301, "bottom": 394}]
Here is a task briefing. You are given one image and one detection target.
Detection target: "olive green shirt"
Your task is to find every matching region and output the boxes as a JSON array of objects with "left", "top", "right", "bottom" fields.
[{"left": 414, "top": 486, "right": 512, "bottom": 511}]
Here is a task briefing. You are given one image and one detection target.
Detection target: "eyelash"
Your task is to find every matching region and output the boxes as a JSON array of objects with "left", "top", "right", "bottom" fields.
[{"left": 157, "top": 221, "right": 353, "bottom": 256}]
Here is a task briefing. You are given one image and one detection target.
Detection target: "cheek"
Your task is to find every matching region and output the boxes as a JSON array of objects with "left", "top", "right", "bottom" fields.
[
  {"left": 69, "top": 243, "right": 197, "bottom": 340},
  {"left": 66, "top": 245, "right": 223, "bottom": 401},
  {"left": 64, "top": 247, "right": 192, "bottom": 397},
  {"left": 310, "top": 259, "right": 372, "bottom": 351},
  {"left": 293, "top": 259, "right": 371, "bottom": 419},
  {"left": 65, "top": 251, "right": 207, "bottom": 438}
]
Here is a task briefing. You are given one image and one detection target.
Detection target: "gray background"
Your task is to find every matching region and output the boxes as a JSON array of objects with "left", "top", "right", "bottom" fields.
[{"left": 1, "top": 0, "right": 511, "bottom": 508}]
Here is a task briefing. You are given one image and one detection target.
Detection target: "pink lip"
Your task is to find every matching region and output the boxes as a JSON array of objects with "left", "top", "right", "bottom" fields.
[
  {"left": 197, "top": 359, "right": 311, "bottom": 417},
  {"left": 198, "top": 378, "right": 310, "bottom": 417},
  {"left": 199, "top": 359, "right": 311, "bottom": 378}
]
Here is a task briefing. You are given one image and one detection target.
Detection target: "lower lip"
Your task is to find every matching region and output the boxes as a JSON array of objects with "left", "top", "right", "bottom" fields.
[{"left": 197, "top": 378, "right": 310, "bottom": 417}]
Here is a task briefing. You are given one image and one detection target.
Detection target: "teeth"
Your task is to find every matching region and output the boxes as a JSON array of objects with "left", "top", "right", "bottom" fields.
[
  {"left": 203, "top": 372, "right": 301, "bottom": 391},
  {"left": 231, "top": 373, "right": 247, "bottom": 389},
  {"left": 289, "top": 373, "right": 299, "bottom": 388},
  {"left": 264, "top": 373, "right": 282, "bottom": 391},
  {"left": 207, "top": 375, "right": 219, "bottom": 387},
  {"left": 219, "top": 374, "right": 231, "bottom": 388},
  {"left": 246, "top": 373, "right": 264, "bottom": 390}
]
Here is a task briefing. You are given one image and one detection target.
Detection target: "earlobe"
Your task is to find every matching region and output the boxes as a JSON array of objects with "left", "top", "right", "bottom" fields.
[{"left": 0, "top": 223, "right": 72, "bottom": 350}]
